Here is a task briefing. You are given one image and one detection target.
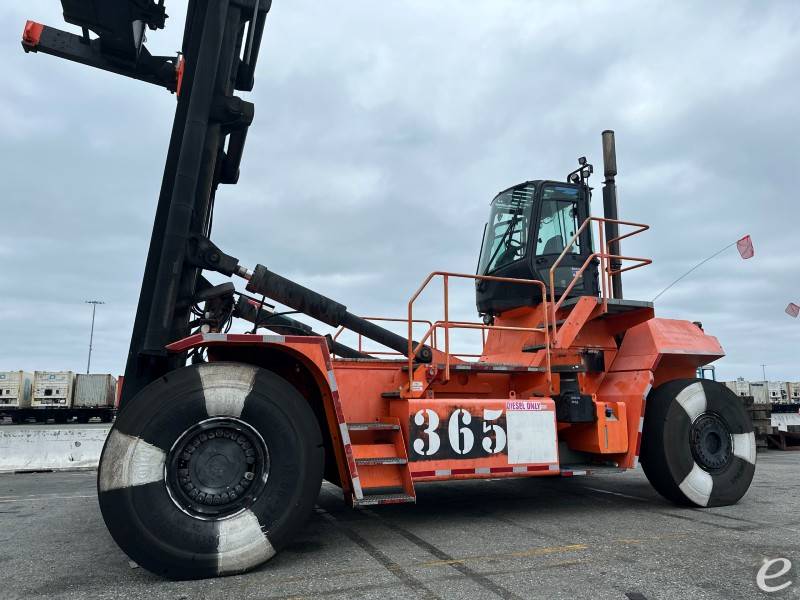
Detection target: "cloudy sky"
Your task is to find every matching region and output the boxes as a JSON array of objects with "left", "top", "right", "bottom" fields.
[{"left": 1, "top": 1, "right": 798, "bottom": 382}]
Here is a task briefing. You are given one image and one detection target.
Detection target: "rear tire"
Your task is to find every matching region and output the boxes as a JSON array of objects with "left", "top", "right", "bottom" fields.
[
  {"left": 640, "top": 378, "right": 755, "bottom": 507},
  {"left": 97, "top": 363, "right": 324, "bottom": 579}
]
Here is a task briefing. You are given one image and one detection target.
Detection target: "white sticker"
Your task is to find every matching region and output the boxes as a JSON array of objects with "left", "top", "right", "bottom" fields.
[
  {"left": 506, "top": 409, "right": 557, "bottom": 464},
  {"left": 410, "top": 381, "right": 424, "bottom": 392}
]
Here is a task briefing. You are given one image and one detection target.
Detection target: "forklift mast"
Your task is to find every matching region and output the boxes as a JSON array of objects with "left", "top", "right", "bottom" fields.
[{"left": 24, "top": 0, "right": 271, "bottom": 407}]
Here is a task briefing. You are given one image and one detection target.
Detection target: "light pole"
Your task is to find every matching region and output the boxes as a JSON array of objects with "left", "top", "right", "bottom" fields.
[
  {"left": 761, "top": 363, "right": 767, "bottom": 382},
  {"left": 85, "top": 300, "right": 105, "bottom": 374}
]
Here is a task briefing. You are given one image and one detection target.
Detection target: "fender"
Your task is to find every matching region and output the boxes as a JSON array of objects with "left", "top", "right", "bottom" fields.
[
  {"left": 610, "top": 318, "right": 724, "bottom": 386},
  {"left": 166, "top": 333, "right": 361, "bottom": 502}
]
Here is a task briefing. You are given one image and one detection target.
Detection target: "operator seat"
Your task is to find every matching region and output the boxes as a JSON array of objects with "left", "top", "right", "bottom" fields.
[{"left": 542, "top": 234, "right": 564, "bottom": 255}]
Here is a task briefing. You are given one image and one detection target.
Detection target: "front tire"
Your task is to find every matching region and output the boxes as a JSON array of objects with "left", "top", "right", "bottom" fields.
[
  {"left": 97, "top": 363, "right": 324, "bottom": 579},
  {"left": 640, "top": 378, "right": 755, "bottom": 507}
]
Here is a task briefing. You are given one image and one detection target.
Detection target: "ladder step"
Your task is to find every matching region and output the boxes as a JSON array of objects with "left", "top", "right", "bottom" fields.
[
  {"left": 356, "top": 457, "right": 408, "bottom": 466},
  {"left": 522, "top": 344, "right": 547, "bottom": 353},
  {"left": 354, "top": 493, "right": 416, "bottom": 507},
  {"left": 361, "top": 485, "right": 405, "bottom": 495},
  {"left": 381, "top": 391, "right": 401, "bottom": 399},
  {"left": 352, "top": 442, "right": 399, "bottom": 459},
  {"left": 347, "top": 422, "right": 400, "bottom": 431}
]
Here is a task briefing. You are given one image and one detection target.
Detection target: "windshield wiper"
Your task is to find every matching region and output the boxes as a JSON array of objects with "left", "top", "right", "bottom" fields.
[{"left": 483, "top": 210, "right": 521, "bottom": 275}]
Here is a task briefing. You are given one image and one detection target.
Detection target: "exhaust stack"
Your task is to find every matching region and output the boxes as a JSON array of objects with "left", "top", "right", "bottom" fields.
[{"left": 601, "top": 130, "right": 623, "bottom": 299}]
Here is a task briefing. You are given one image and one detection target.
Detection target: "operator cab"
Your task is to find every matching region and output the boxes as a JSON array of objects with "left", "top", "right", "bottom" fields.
[{"left": 476, "top": 176, "right": 599, "bottom": 318}]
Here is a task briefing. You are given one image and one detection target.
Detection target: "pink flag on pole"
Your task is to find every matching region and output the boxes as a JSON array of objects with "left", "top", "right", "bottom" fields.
[
  {"left": 787, "top": 303, "right": 800, "bottom": 318},
  {"left": 736, "top": 235, "right": 754, "bottom": 259}
]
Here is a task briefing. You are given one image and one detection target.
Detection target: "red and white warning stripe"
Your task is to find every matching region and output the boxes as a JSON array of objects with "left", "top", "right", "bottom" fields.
[
  {"left": 412, "top": 464, "right": 559, "bottom": 478},
  {"left": 560, "top": 469, "right": 591, "bottom": 477},
  {"left": 632, "top": 382, "right": 652, "bottom": 468},
  {"left": 317, "top": 343, "right": 364, "bottom": 501}
]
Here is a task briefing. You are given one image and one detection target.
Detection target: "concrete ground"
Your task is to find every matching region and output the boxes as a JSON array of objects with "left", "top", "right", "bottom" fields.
[{"left": 0, "top": 452, "right": 797, "bottom": 600}]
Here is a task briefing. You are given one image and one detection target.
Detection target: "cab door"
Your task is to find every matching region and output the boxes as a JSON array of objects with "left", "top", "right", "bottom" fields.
[{"left": 529, "top": 183, "right": 598, "bottom": 300}]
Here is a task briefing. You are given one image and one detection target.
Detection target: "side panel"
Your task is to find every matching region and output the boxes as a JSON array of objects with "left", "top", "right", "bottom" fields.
[
  {"left": 401, "top": 398, "right": 560, "bottom": 480},
  {"left": 610, "top": 318, "right": 724, "bottom": 375},
  {"left": 596, "top": 370, "right": 653, "bottom": 468}
]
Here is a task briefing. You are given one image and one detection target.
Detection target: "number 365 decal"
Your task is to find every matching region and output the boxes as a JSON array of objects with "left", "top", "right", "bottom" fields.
[{"left": 411, "top": 408, "right": 507, "bottom": 460}]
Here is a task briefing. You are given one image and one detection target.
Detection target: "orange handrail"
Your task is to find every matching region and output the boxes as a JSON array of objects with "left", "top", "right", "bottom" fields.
[
  {"left": 407, "top": 272, "right": 552, "bottom": 390},
  {"left": 549, "top": 217, "right": 651, "bottom": 339}
]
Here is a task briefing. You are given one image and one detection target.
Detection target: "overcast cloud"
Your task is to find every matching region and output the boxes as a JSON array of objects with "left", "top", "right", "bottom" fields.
[{"left": 1, "top": 1, "right": 798, "bottom": 382}]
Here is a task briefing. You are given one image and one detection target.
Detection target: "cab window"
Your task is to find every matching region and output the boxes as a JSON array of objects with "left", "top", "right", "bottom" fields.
[
  {"left": 478, "top": 185, "right": 536, "bottom": 274},
  {"left": 536, "top": 185, "right": 581, "bottom": 255}
]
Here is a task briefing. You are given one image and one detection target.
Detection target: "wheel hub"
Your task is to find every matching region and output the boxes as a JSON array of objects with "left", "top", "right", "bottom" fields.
[
  {"left": 166, "top": 418, "right": 268, "bottom": 518},
  {"left": 689, "top": 413, "right": 733, "bottom": 473}
]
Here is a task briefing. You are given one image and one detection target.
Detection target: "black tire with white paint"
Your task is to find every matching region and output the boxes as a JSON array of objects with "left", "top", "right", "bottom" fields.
[
  {"left": 641, "top": 379, "right": 756, "bottom": 507},
  {"left": 640, "top": 378, "right": 755, "bottom": 507},
  {"left": 97, "top": 363, "right": 323, "bottom": 579}
]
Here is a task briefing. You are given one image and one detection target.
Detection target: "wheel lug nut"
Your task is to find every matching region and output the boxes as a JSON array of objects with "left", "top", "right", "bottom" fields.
[{"left": 244, "top": 471, "right": 254, "bottom": 481}]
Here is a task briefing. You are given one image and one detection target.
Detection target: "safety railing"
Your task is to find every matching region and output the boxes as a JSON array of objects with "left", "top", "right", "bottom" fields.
[
  {"left": 407, "top": 272, "right": 552, "bottom": 390},
  {"left": 549, "top": 217, "right": 651, "bottom": 340}
]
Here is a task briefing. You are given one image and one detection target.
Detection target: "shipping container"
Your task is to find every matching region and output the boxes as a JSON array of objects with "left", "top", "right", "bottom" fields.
[
  {"left": 73, "top": 374, "right": 117, "bottom": 408},
  {"left": 0, "top": 371, "right": 33, "bottom": 408},
  {"left": 32, "top": 371, "right": 75, "bottom": 408}
]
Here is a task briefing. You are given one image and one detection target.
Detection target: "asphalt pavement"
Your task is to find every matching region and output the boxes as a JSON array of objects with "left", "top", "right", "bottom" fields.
[{"left": 1, "top": 452, "right": 798, "bottom": 600}]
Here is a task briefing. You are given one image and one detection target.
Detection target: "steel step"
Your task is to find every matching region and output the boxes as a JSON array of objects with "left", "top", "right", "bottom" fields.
[
  {"left": 356, "top": 457, "right": 408, "bottom": 466},
  {"left": 354, "top": 493, "right": 416, "bottom": 507},
  {"left": 347, "top": 422, "right": 400, "bottom": 431},
  {"left": 381, "top": 390, "right": 401, "bottom": 399}
]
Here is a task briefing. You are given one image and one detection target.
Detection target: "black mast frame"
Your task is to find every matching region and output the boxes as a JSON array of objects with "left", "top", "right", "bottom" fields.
[{"left": 23, "top": 0, "right": 271, "bottom": 407}]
